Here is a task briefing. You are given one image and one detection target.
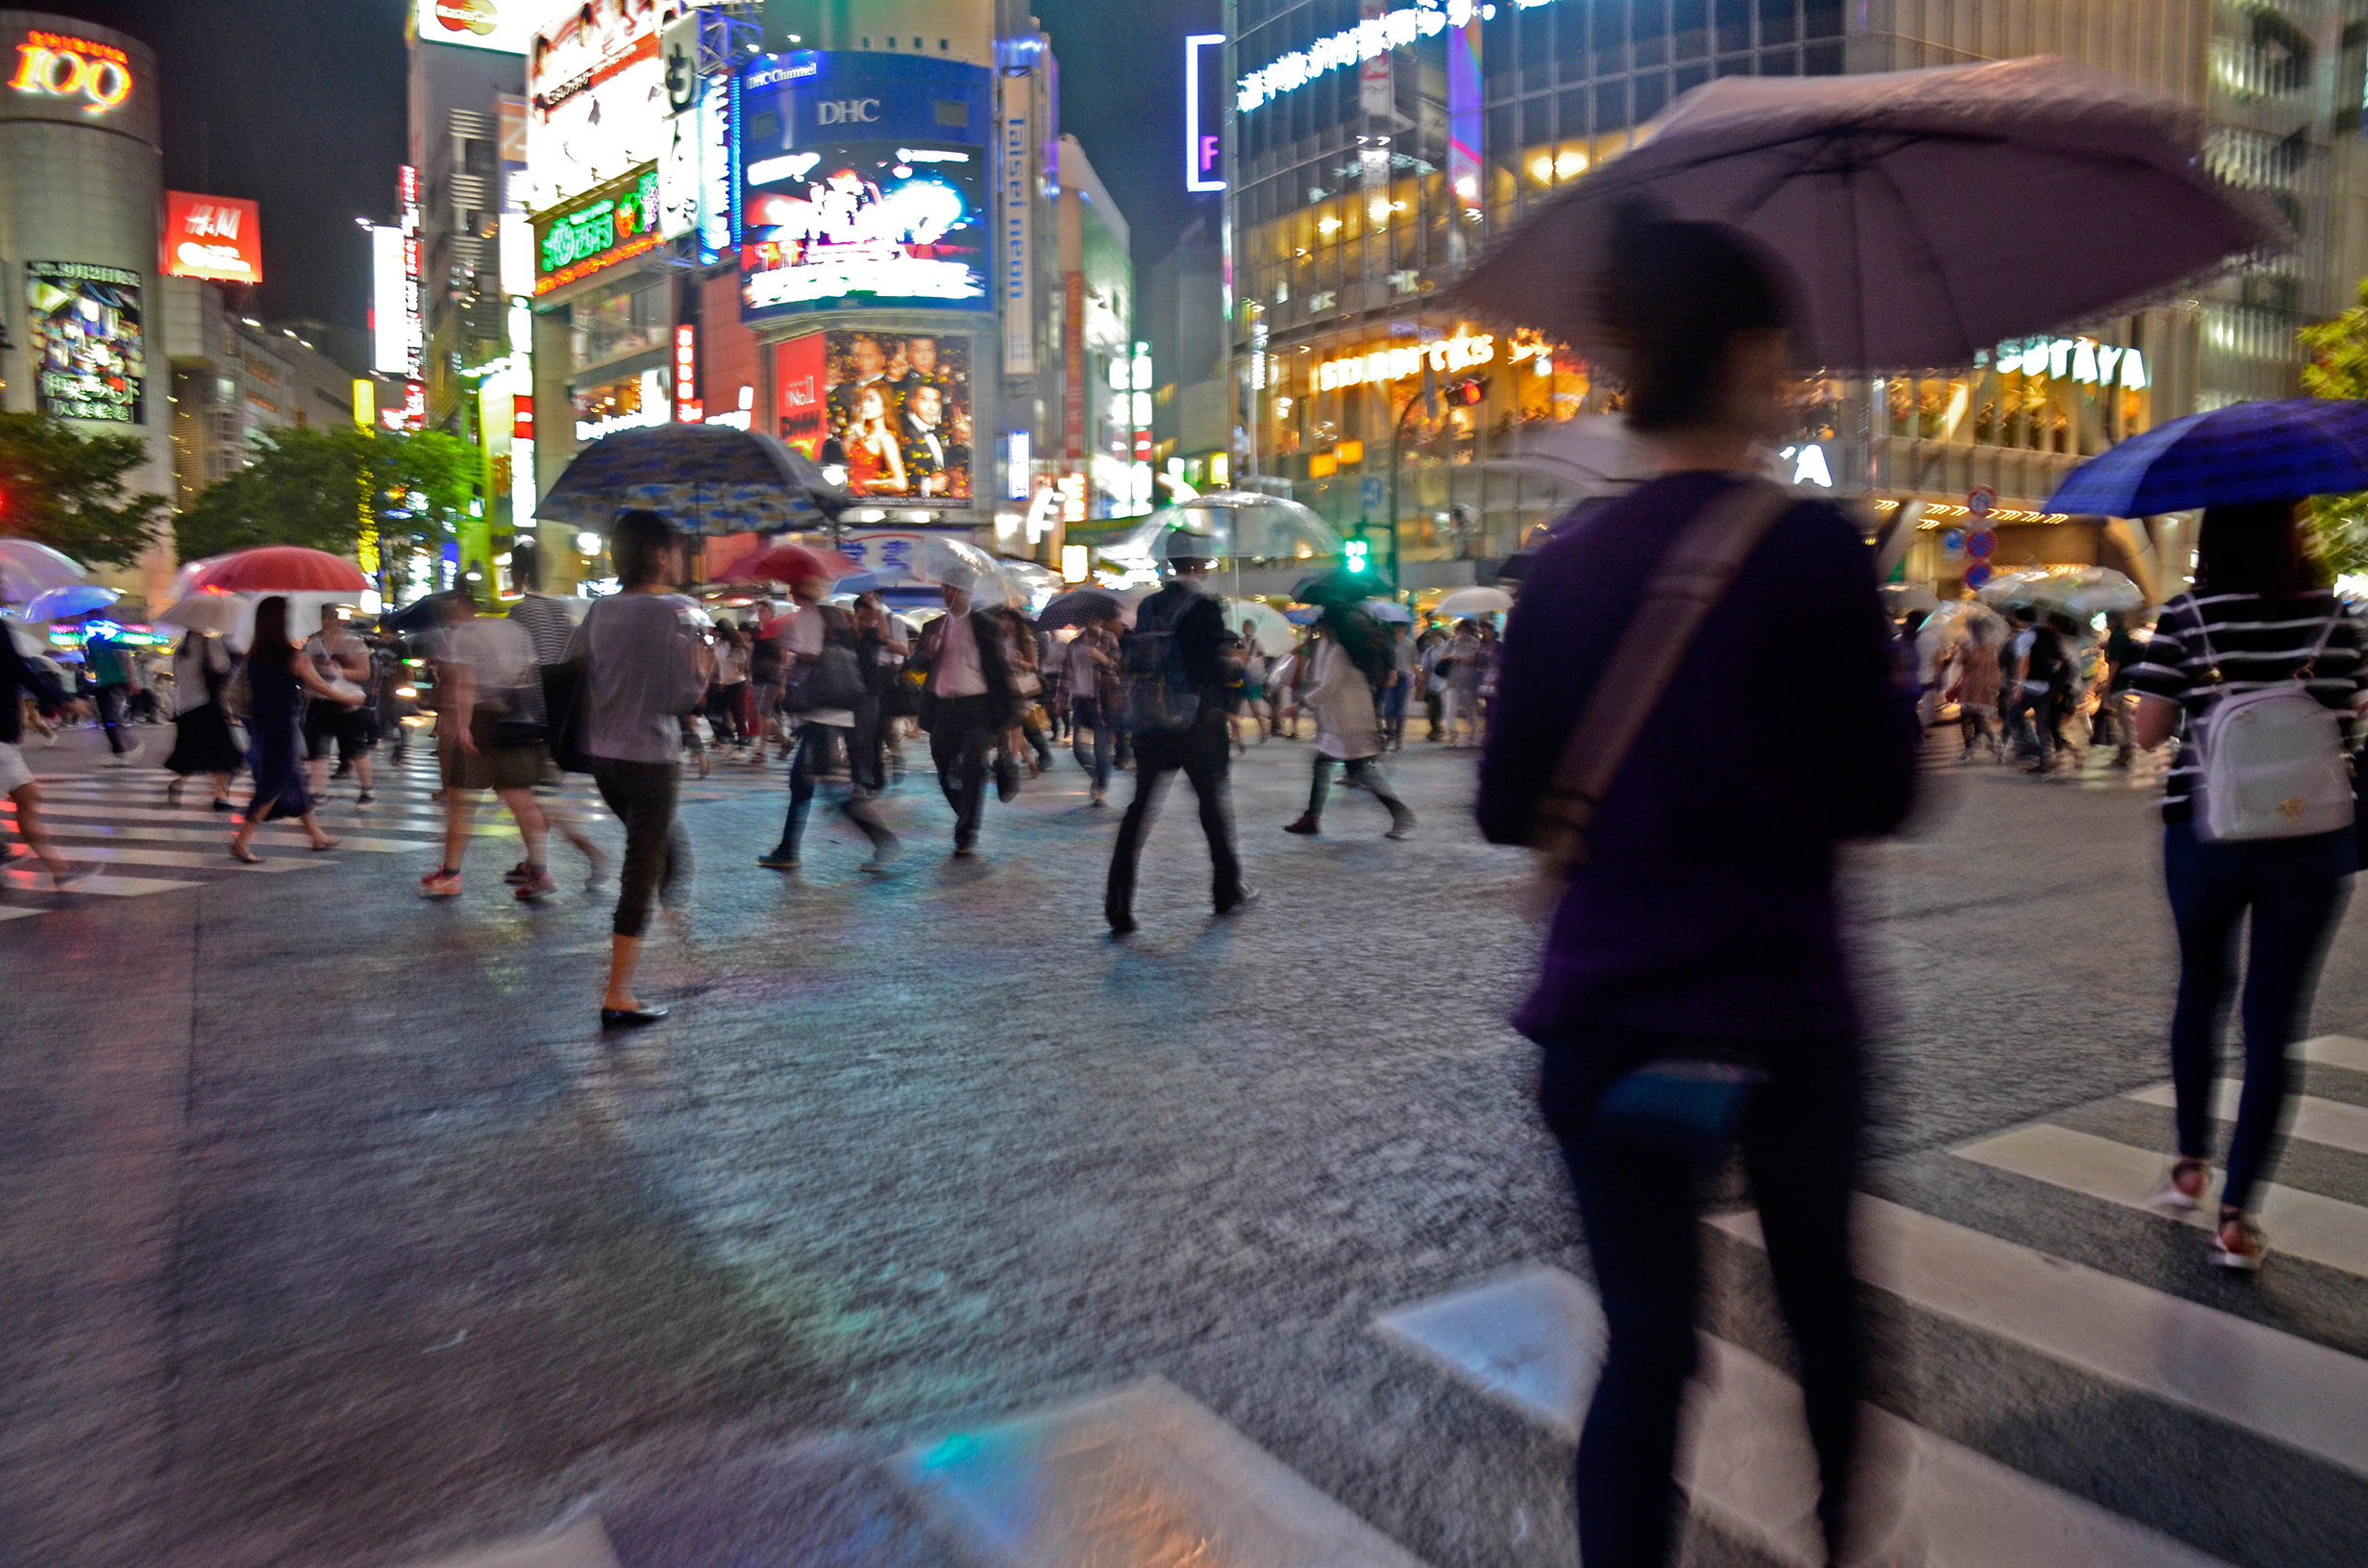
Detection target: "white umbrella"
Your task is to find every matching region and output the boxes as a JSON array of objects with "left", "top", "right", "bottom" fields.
[
  {"left": 1435, "top": 587, "right": 1514, "bottom": 619},
  {"left": 0, "top": 539, "right": 87, "bottom": 604},
  {"left": 1222, "top": 598, "right": 1297, "bottom": 657},
  {"left": 918, "top": 537, "right": 1013, "bottom": 606},
  {"left": 1173, "top": 492, "right": 1346, "bottom": 560},
  {"left": 1976, "top": 566, "right": 2144, "bottom": 618},
  {"left": 156, "top": 592, "right": 245, "bottom": 633},
  {"left": 19, "top": 583, "right": 120, "bottom": 623}
]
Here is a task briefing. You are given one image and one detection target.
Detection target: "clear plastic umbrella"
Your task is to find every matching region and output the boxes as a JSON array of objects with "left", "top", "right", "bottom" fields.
[
  {"left": 918, "top": 536, "right": 1012, "bottom": 606},
  {"left": 1976, "top": 566, "right": 2144, "bottom": 618},
  {"left": 1222, "top": 598, "right": 1297, "bottom": 656},
  {"left": 0, "top": 539, "right": 87, "bottom": 604},
  {"left": 1435, "top": 587, "right": 1514, "bottom": 619}
]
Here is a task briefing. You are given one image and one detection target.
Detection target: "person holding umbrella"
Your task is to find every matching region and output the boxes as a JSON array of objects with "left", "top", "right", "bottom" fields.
[
  {"left": 909, "top": 563, "right": 1018, "bottom": 858},
  {"left": 229, "top": 596, "right": 356, "bottom": 862},
  {"left": 1477, "top": 206, "right": 1918, "bottom": 1568},
  {"left": 1281, "top": 581, "right": 1416, "bottom": 841},
  {"left": 163, "top": 623, "right": 241, "bottom": 810},
  {"left": 2043, "top": 400, "right": 2368, "bottom": 1269}
]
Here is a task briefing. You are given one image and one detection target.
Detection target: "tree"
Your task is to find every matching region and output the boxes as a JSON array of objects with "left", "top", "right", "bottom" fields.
[
  {"left": 176, "top": 426, "right": 477, "bottom": 598},
  {"left": 0, "top": 411, "right": 172, "bottom": 569},
  {"left": 2295, "top": 280, "right": 2368, "bottom": 576}
]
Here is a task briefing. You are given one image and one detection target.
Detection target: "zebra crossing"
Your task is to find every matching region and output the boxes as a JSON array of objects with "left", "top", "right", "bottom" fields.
[
  {"left": 0, "top": 747, "right": 785, "bottom": 923},
  {"left": 761, "top": 1035, "right": 2368, "bottom": 1567}
]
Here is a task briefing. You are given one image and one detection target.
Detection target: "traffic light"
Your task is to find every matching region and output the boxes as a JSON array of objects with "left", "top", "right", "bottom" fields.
[
  {"left": 1344, "top": 539, "right": 1370, "bottom": 574},
  {"left": 1449, "top": 376, "right": 1490, "bottom": 405}
]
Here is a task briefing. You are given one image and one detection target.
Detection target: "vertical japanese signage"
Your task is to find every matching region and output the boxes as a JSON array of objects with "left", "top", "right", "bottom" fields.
[
  {"left": 370, "top": 226, "right": 407, "bottom": 373},
  {"left": 656, "top": 11, "right": 701, "bottom": 241},
  {"left": 1063, "top": 272, "right": 1085, "bottom": 461},
  {"left": 673, "top": 323, "right": 701, "bottom": 422},
  {"left": 399, "top": 165, "right": 424, "bottom": 426},
  {"left": 1446, "top": 10, "right": 1482, "bottom": 214},
  {"left": 1184, "top": 34, "right": 1225, "bottom": 193},
  {"left": 1000, "top": 71, "right": 1037, "bottom": 372}
]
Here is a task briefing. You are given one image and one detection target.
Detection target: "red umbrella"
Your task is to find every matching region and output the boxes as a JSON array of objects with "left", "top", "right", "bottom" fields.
[
  {"left": 189, "top": 546, "right": 371, "bottom": 595},
  {"left": 717, "top": 542, "right": 859, "bottom": 585}
]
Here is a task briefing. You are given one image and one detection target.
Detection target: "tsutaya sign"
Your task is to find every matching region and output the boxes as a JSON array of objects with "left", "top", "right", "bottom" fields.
[
  {"left": 1987, "top": 337, "right": 2148, "bottom": 388},
  {"left": 1236, "top": 0, "right": 1554, "bottom": 111},
  {"left": 1313, "top": 331, "right": 1500, "bottom": 391}
]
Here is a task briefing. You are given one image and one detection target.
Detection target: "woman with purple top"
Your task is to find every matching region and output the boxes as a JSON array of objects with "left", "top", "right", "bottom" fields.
[{"left": 1478, "top": 207, "right": 1918, "bottom": 1568}]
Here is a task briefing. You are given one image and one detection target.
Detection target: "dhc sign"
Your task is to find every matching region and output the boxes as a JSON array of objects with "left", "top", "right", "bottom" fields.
[{"left": 816, "top": 97, "right": 879, "bottom": 125}]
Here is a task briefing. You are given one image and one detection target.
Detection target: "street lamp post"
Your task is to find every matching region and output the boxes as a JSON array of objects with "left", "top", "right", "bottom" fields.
[{"left": 1387, "top": 386, "right": 1429, "bottom": 602}]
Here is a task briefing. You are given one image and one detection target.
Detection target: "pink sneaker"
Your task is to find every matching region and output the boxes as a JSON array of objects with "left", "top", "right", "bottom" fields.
[{"left": 419, "top": 869, "right": 462, "bottom": 898}]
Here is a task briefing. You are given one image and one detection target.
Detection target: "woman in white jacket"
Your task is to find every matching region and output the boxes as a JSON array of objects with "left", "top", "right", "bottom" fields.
[{"left": 1282, "top": 621, "right": 1416, "bottom": 840}]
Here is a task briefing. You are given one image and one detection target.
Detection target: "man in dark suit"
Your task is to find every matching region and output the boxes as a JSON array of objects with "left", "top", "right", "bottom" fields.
[
  {"left": 900, "top": 383, "right": 954, "bottom": 498},
  {"left": 909, "top": 564, "right": 1016, "bottom": 857}
]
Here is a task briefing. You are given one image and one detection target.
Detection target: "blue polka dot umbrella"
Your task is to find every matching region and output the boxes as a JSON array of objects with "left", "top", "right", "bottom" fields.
[
  {"left": 535, "top": 424, "right": 851, "bottom": 535},
  {"left": 2044, "top": 399, "right": 2368, "bottom": 516}
]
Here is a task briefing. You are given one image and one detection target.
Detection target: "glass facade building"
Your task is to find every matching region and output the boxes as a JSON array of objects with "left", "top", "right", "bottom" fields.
[{"left": 1223, "top": 0, "right": 2368, "bottom": 596}]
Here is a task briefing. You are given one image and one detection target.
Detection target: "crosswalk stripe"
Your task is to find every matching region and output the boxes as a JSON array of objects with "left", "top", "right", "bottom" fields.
[
  {"left": 2126, "top": 1081, "right": 2368, "bottom": 1158},
  {"left": 1373, "top": 1267, "right": 2229, "bottom": 1568},
  {"left": 1708, "top": 1197, "right": 2368, "bottom": 1479},
  {"left": 12, "top": 821, "right": 431, "bottom": 851},
  {"left": 1954, "top": 1123, "right": 2368, "bottom": 1276},
  {"left": 898, "top": 1375, "right": 1430, "bottom": 1567},
  {"left": 44, "top": 845, "right": 329, "bottom": 874},
  {"left": 2302, "top": 1036, "right": 2368, "bottom": 1074},
  {"left": 0, "top": 868, "right": 198, "bottom": 896},
  {"left": 0, "top": 907, "right": 39, "bottom": 921}
]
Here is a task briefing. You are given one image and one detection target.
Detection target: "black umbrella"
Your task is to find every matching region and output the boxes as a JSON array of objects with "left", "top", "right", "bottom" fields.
[
  {"left": 536, "top": 424, "right": 851, "bottom": 536},
  {"left": 1038, "top": 589, "right": 1123, "bottom": 630}
]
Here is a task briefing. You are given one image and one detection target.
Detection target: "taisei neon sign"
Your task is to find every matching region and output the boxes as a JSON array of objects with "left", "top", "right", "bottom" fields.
[
  {"left": 1235, "top": 0, "right": 1554, "bottom": 112},
  {"left": 10, "top": 30, "right": 134, "bottom": 115}
]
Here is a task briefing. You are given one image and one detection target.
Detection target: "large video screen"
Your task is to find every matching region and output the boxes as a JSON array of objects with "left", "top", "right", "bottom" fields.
[
  {"left": 780, "top": 330, "right": 973, "bottom": 502},
  {"left": 741, "top": 143, "right": 990, "bottom": 318},
  {"left": 526, "top": 0, "right": 664, "bottom": 212},
  {"left": 26, "top": 262, "right": 143, "bottom": 425}
]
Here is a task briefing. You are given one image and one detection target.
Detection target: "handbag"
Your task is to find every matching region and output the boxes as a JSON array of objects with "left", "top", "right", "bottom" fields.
[
  {"left": 784, "top": 643, "right": 867, "bottom": 713},
  {"left": 1523, "top": 478, "right": 1799, "bottom": 1158},
  {"left": 542, "top": 657, "right": 594, "bottom": 773}
]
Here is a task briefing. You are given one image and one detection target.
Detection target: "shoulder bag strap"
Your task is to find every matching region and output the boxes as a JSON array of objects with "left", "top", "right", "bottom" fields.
[{"left": 1531, "top": 478, "right": 1797, "bottom": 876}]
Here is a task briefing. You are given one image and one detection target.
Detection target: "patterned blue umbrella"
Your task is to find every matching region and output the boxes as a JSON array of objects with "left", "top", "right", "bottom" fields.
[
  {"left": 2044, "top": 399, "right": 2368, "bottom": 516},
  {"left": 535, "top": 424, "right": 850, "bottom": 536}
]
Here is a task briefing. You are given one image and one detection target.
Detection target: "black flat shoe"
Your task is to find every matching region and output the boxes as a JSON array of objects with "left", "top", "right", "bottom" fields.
[{"left": 600, "top": 1005, "right": 670, "bottom": 1030}]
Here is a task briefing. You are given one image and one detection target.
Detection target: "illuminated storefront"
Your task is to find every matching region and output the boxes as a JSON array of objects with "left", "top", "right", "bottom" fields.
[{"left": 0, "top": 12, "right": 176, "bottom": 604}]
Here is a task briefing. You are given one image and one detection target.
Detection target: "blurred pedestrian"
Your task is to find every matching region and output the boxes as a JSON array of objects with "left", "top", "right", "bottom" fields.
[
  {"left": 84, "top": 619, "right": 141, "bottom": 766},
  {"left": 230, "top": 597, "right": 354, "bottom": 861},
  {"left": 1443, "top": 619, "right": 1489, "bottom": 747},
  {"left": 748, "top": 602, "right": 789, "bottom": 763},
  {"left": 421, "top": 594, "right": 587, "bottom": 901},
  {"left": 758, "top": 572, "right": 897, "bottom": 873},
  {"left": 1105, "top": 541, "right": 1252, "bottom": 936},
  {"left": 1233, "top": 623, "right": 1273, "bottom": 749},
  {"left": 1950, "top": 618, "right": 2003, "bottom": 762},
  {"left": 163, "top": 628, "right": 241, "bottom": 810},
  {"left": 850, "top": 591, "right": 909, "bottom": 794},
  {"left": 1, "top": 624, "right": 85, "bottom": 885},
  {"left": 569, "top": 510, "right": 712, "bottom": 1028},
  {"left": 1283, "top": 615, "right": 1415, "bottom": 840},
  {"left": 910, "top": 567, "right": 1017, "bottom": 857},
  {"left": 1066, "top": 610, "right": 1122, "bottom": 806},
  {"left": 994, "top": 603, "right": 1055, "bottom": 776},
  {"left": 2102, "top": 610, "right": 2141, "bottom": 768},
  {"left": 302, "top": 605, "right": 379, "bottom": 804},
  {"left": 2126, "top": 500, "right": 2364, "bottom": 1269},
  {"left": 1477, "top": 206, "right": 1917, "bottom": 1568},
  {"left": 709, "top": 622, "right": 752, "bottom": 751}
]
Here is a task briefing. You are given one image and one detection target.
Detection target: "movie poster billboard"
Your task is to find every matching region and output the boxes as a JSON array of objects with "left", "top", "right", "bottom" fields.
[
  {"left": 779, "top": 330, "right": 971, "bottom": 502},
  {"left": 526, "top": 0, "right": 665, "bottom": 213},
  {"left": 740, "top": 144, "right": 989, "bottom": 317},
  {"left": 25, "top": 261, "right": 143, "bottom": 424}
]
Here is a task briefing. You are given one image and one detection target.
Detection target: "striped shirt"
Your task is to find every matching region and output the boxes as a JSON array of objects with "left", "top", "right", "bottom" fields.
[
  {"left": 2123, "top": 588, "right": 2365, "bottom": 822},
  {"left": 508, "top": 593, "right": 579, "bottom": 667}
]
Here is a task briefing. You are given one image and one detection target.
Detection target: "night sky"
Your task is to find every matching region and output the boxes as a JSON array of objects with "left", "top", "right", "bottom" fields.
[{"left": 26, "top": 0, "right": 1218, "bottom": 343}]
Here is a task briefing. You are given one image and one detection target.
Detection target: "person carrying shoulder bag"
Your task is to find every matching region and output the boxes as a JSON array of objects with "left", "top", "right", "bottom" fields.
[
  {"left": 1475, "top": 203, "right": 1919, "bottom": 1568},
  {"left": 2124, "top": 502, "right": 2365, "bottom": 1270}
]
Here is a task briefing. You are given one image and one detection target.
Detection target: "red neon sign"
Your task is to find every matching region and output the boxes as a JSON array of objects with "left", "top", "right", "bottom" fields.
[{"left": 10, "top": 31, "right": 133, "bottom": 115}]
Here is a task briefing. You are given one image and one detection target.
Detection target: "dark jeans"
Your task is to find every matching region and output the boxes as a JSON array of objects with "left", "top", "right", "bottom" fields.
[
  {"left": 1105, "top": 714, "right": 1244, "bottom": 923},
  {"left": 1542, "top": 1026, "right": 1863, "bottom": 1568},
  {"left": 2163, "top": 821, "right": 2354, "bottom": 1213},
  {"left": 1423, "top": 689, "right": 1443, "bottom": 740},
  {"left": 776, "top": 722, "right": 890, "bottom": 859},
  {"left": 1306, "top": 753, "right": 1411, "bottom": 825},
  {"left": 926, "top": 694, "right": 996, "bottom": 848},
  {"left": 94, "top": 684, "right": 131, "bottom": 753},
  {"left": 592, "top": 758, "right": 690, "bottom": 938},
  {"left": 1072, "top": 697, "right": 1113, "bottom": 793},
  {"left": 707, "top": 682, "right": 746, "bottom": 743}
]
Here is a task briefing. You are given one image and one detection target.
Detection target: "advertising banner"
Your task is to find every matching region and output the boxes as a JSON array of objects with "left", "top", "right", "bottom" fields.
[
  {"left": 791, "top": 331, "right": 973, "bottom": 502},
  {"left": 736, "top": 52, "right": 993, "bottom": 320},
  {"left": 25, "top": 261, "right": 142, "bottom": 424},
  {"left": 526, "top": 0, "right": 665, "bottom": 212},
  {"left": 415, "top": 0, "right": 537, "bottom": 55},
  {"left": 999, "top": 72, "right": 1035, "bottom": 371},
  {"left": 162, "top": 191, "right": 262, "bottom": 283},
  {"left": 369, "top": 226, "right": 407, "bottom": 373},
  {"left": 532, "top": 163, "right": 662, "bottom": 296}
]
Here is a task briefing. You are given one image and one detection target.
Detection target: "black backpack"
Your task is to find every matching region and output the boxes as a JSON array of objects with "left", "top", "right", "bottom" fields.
[{"left": 1122, "top": 590, "right": 1203, "bottom": 734}]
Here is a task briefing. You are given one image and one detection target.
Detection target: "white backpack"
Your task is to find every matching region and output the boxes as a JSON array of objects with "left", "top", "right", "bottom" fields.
[{"left": 2190, "top": 610, "right": 2355, "bottom": 842}]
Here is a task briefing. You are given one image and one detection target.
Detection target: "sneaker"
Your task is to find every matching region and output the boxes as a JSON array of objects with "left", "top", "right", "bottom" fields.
[
  {"left": 1090, "top": 789, "right": 1107, "bottom": 808},
  {"left": 355, "top": 791, "right": 375, "bottom": 805},
  {"left": 513, "top": 868, "right": 558, "bottom": 901},
  {"left": 2210, "top": 1213, "right": 2266, "bottom": 1271},
  {"left": 419, "top": 869, "right": 462, "bottom": 898},
  {"left": 2146, "top": 1158, "right": 2208, "bottom": 1213},
  {"left": 1282, "top": 816, "right": 1320, "bottom": 836},
  {"left": 756, "top": 848, "right": 802, "bottom": 870},
  {"left": 1385, "top": 814, "right": 1417, "bottom": 841},
  {"left": 502, "top": 861, "right": 531, "bottom": 884},
  {"left": 859, "top": 835, "right": 902, "bottom": 873},
  {"left": 1216, "top": 885, "right": 1261, "bottom": 917}
]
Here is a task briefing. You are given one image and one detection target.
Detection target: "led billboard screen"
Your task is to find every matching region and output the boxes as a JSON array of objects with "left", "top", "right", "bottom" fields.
[
  {"left": 735, "top": 51, "right": 991, "bottom": 320},
  {"left": 532, "top": 163, "right": 662, "bottom": 295},
  {"left": 162, "top": 191, "right": 261, "bottom": 283},
  {"left": 778, "top": 330, "right": 972, "bottom": 502},
  {"left": 526, "top": 0, "right": 664, "bottom": 212},
  {"left": 25, "top": 262, "right": 143, "bottom": 424}
]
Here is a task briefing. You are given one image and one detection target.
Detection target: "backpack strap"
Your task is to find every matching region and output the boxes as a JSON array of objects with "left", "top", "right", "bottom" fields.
[{"left": 1531, "top": 478, "right": 1798, "bottom": 875}]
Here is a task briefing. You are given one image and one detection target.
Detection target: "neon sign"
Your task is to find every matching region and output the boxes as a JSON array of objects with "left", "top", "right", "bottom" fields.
[
  {"left": 10, "top": 31, "right": 134, "bottom": 115},
  {"left": 534, "top": 165, "right": 663, "bottom": 295},
  {"left": 1236, "top": 1, "right": 1560, "bottom": 112},
  {"left": 1185, "top": 34, "right": 1224, "bottom": 192},
  {"left": 1313, "top": 331, "right": 1495, "bottom": 391}
]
